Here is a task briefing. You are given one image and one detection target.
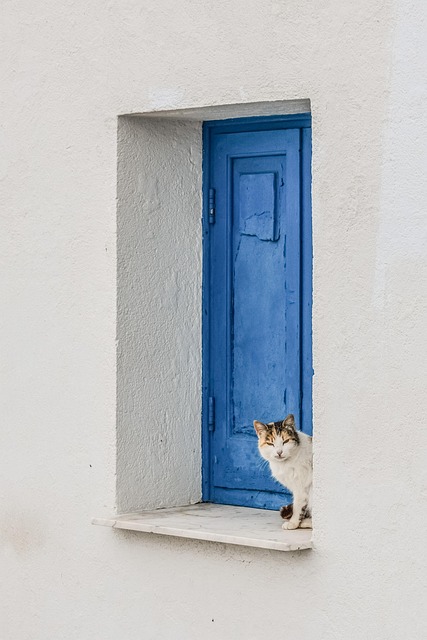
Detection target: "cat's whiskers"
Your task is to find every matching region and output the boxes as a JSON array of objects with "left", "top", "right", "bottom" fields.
[{"left": 256, "top": 457, "right": 270, "bottom": 471}]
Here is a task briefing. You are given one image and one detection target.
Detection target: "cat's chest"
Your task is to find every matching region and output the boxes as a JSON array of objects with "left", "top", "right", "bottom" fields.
[{"left": 270, "top": 460, "right": 301, "bottom": 488}]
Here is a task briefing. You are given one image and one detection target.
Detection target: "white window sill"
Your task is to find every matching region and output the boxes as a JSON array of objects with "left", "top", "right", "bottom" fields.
[{"left": 92, "top": 503, "right": 312, "bottom": 552}]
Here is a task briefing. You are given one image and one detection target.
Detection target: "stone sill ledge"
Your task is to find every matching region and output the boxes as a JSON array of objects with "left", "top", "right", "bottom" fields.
[{"left": 92, "top": 503, "right": 312, "bottom": 552}]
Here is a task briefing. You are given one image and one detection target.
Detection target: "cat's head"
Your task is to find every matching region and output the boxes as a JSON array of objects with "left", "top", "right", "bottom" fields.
[{"left": 253, "top": 414, "right": 300, "bottom": 462}]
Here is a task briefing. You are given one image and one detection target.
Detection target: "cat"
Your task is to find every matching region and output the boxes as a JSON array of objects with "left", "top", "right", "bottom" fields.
[{"left": 253, "top": 414, "right": 313, "bottom": 529}]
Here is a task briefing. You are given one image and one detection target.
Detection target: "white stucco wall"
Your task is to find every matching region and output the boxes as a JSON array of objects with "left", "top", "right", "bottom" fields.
[
  {"left": 1, "top": 1, "right": 427, "bottom": 639},
  {"left": 117, "top": 116, "right": 203, "bottom": 512}
]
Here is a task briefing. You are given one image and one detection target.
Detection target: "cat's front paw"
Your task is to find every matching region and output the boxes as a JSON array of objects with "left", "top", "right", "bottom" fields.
[{"left": 282, "top": 520, "right": 299, "bottom": 530}]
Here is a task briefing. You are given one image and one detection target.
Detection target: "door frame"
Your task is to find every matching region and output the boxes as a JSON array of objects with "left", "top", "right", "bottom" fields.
[{"left": 201, "top": 113, "right": 312, "bottom": 503}]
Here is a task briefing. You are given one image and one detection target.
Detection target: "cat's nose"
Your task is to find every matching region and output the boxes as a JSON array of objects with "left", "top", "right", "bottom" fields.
[{"left": 277, "top": 450, "right": 283, "bottom": 457}]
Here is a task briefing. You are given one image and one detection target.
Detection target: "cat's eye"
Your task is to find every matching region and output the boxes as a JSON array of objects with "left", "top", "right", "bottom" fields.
[{"left": 267, "top": 442, "right": 274, "bottom": 446}]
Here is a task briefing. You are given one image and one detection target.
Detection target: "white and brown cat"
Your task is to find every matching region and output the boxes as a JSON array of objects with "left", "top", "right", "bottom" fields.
[{"left": 254, "top": 414, "right": 312, "bottom": 529}]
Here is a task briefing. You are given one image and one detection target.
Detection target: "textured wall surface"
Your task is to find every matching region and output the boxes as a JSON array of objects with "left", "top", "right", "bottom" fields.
[
  {"left": 117, "top": 116, "right": 202, "bottom": 512},
  {"left": 1, "top": 1, "right": 427, "bottom": 639}
]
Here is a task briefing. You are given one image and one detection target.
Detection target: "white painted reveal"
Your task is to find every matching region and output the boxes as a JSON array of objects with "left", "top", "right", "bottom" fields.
[{"left": 117, "top": 116, "right": 203, "bottom": 511}]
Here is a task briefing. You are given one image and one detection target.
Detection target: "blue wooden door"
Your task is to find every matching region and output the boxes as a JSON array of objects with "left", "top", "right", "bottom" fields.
[{"left": 203, "top": 116, "right": 312, "bottom": 510}]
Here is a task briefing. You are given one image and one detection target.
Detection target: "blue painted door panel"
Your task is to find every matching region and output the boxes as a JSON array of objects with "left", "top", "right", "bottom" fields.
[{"left": 204, "top": 118, "right": 312, "bottom": 510}]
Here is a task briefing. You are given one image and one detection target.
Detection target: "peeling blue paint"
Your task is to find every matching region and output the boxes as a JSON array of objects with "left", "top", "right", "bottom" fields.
[{"left": 202, "top": 114, "right": 312, "bottom": 510}]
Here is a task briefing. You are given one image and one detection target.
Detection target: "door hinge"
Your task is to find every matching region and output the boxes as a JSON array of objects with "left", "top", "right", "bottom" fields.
[
  {"left": 208, "top": 396, "right": 215, "bottom": 431},
  {"left": 208, "top": 188, "right": 216, "bottom": 224}
]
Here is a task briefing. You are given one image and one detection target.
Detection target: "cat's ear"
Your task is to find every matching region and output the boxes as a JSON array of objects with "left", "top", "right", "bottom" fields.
[
  {"left": 253, "top": 420, "right": 268, "bottom": 437},
  {"left": 282, "top": 414, "right": 296, "bottom": 431}
]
